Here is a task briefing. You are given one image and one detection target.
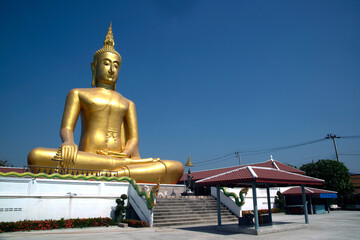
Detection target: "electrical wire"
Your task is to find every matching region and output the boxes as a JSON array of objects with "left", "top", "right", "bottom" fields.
[
  {"left": 237, "top": 138, "right": 326, "bottom": 156},
  {"left": 195, "top": 155, "right": 236, "bottom": 167},
  {"left": 195, "top": 153, "right": 235, "bottom": 165},
  {"left": 191, "top": 135, "right": 359, "bottom": 167},
  {"left": 339, "top": 153, "right": 360, "bottom": 156},
  {"left": 340, "top": 135, "right": 360, "bottom": 139},
  {"left": 280, "top": 153, "right": 335, "bottom": 164}
]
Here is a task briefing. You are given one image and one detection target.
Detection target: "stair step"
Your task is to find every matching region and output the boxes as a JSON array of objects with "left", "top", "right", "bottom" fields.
[
  {"left": 154, "top": 211, "right": 234, "bottom": 218},
  {"left": 156, "top": 199, "right": 217, "bottom": 202},
  {"left": 153, "top": 207, "right": 228, "bottom": 212},
  {"left": 154, "top": 209, "right": 234, "bottom": 215},
  {"left": 155, "top": 201, "right": 218, "bottom": 204},
  {"left": 151, "top": 195, "right": 238, "bottom": 227},
  {"left": 154, "top": 215, "right": 236, "bottom": 222},
  {"left": 153, "top": 219, "right": 237, "bottom": 227},
  {"left": 154, "top": 210, "right": 233, "bottom": 215}
]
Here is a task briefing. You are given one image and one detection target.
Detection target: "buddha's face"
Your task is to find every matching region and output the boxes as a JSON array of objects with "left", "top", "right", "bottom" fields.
[{"left": 93, "top": 52, "right": 121, "bottom": 87}]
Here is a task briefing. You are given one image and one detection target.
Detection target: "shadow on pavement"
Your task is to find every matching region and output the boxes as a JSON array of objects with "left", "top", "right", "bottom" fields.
[
  {"left": 176, "top": 224, "right": 238, "bottom": 236},
  {"left": 175, "top": 221, "right": 305, "bottom": 236}
]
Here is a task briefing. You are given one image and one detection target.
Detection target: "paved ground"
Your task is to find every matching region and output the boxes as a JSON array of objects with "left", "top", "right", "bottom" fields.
[{"left": 1, "top": 211, "right": 359, "bottom": 240}]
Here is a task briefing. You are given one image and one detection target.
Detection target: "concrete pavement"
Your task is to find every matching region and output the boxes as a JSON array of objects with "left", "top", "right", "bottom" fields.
[{"left": 1, "top": 211, "right": 359, "bottom": 240}]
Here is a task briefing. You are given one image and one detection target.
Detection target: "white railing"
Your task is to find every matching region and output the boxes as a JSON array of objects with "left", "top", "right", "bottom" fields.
[
  {"left": 128, "top": 184, "right": 154, "bottom": 227},
  {"left": 211, "top": 187, "right": 242, "bottom": 217}
]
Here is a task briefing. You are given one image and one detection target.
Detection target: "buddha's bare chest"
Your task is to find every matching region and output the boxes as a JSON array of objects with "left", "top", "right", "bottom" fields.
[{"left": 79, "top": 91, "right": 129, "bottom": 119}]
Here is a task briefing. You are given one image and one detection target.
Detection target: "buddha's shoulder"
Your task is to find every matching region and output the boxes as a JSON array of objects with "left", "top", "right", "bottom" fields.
[
  {"left": 66, "top": 88, "right": 93, "bottom": 95},
  {"left": 67, "top": 88, "right": 119, "bottom": 96},
  {"left": 66, "top": 88, "right": 134, "bottom": 104},
  {"left": 117, "top": 94, "right": 135, "bottom": 107}
]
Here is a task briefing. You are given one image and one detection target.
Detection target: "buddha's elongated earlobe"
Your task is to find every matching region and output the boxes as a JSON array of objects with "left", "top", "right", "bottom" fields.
[{"left": 91, "top": 62, "right": 96, "bottom": 87}]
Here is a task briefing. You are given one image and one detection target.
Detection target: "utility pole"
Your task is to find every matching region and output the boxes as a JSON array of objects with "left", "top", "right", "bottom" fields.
[
  {"left": 325, "top": 134, "right": 340, "bottom": 162},
  {"left": 235, "top": 152, "right": 241, "bottom": 166}
]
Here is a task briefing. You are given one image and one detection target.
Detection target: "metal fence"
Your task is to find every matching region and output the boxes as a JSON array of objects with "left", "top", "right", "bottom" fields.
[{"left": 25, "top": 165, "right": 119, "bottom": 177}]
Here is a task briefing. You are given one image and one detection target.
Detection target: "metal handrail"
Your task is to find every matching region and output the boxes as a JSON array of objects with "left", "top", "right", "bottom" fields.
[{"left": 25, "top": 165, "right": 119, "bottom": 177}]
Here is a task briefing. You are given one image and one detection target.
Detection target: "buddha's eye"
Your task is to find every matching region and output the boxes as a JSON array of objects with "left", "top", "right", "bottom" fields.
[
  {"left": 103, "top": 60, "right": 110, "bottom": 65},
  {"left": 114, "top": 63, "right": 119, "bottom": 68}
]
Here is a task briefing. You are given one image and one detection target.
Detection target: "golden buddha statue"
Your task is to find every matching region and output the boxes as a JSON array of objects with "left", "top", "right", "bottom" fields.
[{"left": 28, "top": 24, "right": 184, "bottom": 184}]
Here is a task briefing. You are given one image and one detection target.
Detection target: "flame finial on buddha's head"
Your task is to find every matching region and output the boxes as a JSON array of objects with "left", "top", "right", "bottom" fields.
[{"left": 93, "top": 22, "right": 121, "bottom": 64}]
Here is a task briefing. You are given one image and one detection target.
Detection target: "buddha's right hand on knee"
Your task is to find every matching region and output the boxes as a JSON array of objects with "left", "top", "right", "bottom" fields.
[
  {"left": 121, "top": 158, "right": 161, "bottom": 165},
  {"left": 61, "top": 142, "right": 78, "bottom": 168}
]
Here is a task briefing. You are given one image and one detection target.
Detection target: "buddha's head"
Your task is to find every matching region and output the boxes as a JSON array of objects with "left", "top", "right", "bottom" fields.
[{"left": 91, "top": 23, "right": 122, "bottom": 90}]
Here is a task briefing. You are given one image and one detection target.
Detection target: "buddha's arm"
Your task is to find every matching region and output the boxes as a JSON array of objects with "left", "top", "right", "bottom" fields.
[
  {"left": 60, "top": 89, "right": 81, "bottom": 167},
  {"left": 123, "top": 100, "right": 140, "bottom": 159}
]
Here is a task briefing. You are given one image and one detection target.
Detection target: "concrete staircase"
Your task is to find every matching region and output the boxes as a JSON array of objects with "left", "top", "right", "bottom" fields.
[{"left": 153, "top": 195, "right": 238, "bottom": 227}]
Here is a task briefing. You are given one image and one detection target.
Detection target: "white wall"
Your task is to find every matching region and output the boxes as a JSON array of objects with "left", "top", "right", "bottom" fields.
[
  {"left": 218, "top": 187, "right": 281, "bottom": 212},
  {"left": 0, "top": 177, "right": 129, "bottom": 222},
  {"left": 0, "top": 176, "right": 294, "bottom": 223}
]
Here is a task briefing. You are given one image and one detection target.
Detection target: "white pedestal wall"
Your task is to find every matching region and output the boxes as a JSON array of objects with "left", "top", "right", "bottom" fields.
[{"left": 0, "top": 177, "right": 129, "bottom": 222}]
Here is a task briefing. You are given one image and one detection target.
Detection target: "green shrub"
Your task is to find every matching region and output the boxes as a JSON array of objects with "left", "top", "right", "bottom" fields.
[
  {"left": 114, "top": 194, "right": 129, "bottom": 223},
  {"left": 275, "top": 191, "right": 285, "bottom": 211}
]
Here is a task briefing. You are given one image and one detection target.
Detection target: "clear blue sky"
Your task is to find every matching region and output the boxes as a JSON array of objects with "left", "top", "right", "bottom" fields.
[{"left": 0, "top": 0, "right": 359, "bottom": 173}]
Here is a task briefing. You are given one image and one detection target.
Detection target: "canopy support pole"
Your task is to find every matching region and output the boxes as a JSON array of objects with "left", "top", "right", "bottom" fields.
[
  {"left": 326, "top": 199, "right": 330, "bottom": 213},
  {"left": 252, "top": 182, "right": 259, "bottom": 230},
  {"left": 266, "top": 184, "right": 273, "bottom": 223},
  {"left": 301, "top": 184, "right": 309, "bottom": 224},
  {"left": 216, "top": 184, "right": 221, "bottom": 226}
]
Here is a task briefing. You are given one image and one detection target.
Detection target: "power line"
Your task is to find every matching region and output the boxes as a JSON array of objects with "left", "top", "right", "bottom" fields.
[
  {"left": 283, "top": 153, "right": 335, "bottom": 164},
  {"left": 194, "top": 138, "right": 327, "bottom": 165},
  {"left": 339, "top": 135, "right": 360, "bottom": 139},
  {"left": 196, "top": 155, "right": 236, "bottom": 166},
  {"left": 340, "top": 153, "right": 360, "bottom": 156},
  {"left": 192, "top": 135, "right": 359, "bottom": 167},
  {"left": 195, "top": 153, "right": 235, "bottom": 165},
  {"left": 237, "top": 138, "right": 326, "bottom": 156}
]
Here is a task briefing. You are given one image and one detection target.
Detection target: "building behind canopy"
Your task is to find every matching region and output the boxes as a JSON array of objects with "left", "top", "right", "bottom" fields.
[{"left": 282, "top": 186, "right": 337, "bottom": 214}]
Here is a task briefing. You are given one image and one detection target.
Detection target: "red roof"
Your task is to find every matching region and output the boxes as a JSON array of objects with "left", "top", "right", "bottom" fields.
[
  {"left": 196, "top": 166, "right": 323, "bottom": 187},
  {"left": 180, "top": 159, "right": 304, "bottom": 182},
  {"left": 282, "top": 186, "right": 337, "bottom": 196}
]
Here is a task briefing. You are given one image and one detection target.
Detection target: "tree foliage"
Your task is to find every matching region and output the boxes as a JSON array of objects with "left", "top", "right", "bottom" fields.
[
  {"left": 300, "top": 159, "right": 354, "bottom": 205},
  {"left": 0, "top": 160, "right": 13, "bottom": 167},
  {"left": 274, "top": 191, "right": 285, "bottom": 211}
]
